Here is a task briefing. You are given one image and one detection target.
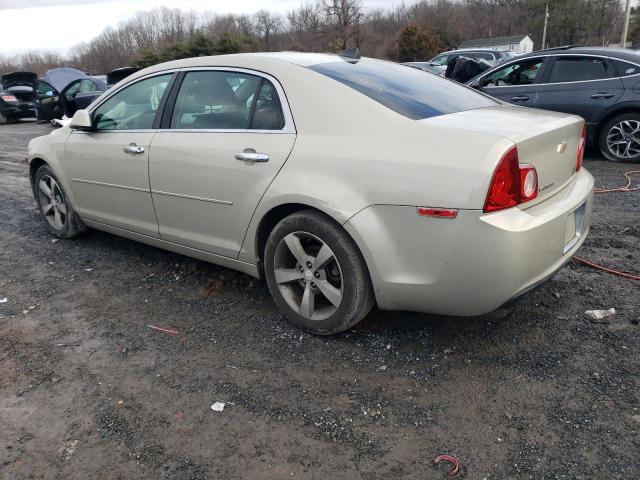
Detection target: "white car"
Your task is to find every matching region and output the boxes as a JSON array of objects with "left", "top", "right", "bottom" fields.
[{"left": 27, "top": 51, "right": 593, "bottom": 334}]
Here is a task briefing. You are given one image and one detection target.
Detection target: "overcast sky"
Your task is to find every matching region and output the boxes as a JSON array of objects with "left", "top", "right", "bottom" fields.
[{"left": 0, "top": 0, "right": 399, "bottom": 56}]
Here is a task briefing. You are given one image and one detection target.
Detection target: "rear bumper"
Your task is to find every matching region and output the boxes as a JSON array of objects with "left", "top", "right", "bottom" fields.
[
  {"left": 1, "top": 104, "right": 35, "bottom": 119},
  {"left": 344, "top": 168, "right": 594, "bottom": 316}
]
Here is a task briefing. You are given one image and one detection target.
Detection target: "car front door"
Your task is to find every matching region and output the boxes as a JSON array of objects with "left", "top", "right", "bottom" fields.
[
  {"left": 149, "top": 69, "right": 296, "bottom": 258},
  {"left": 63, "top": 73, "right": 174, "bottom": 237},
  {"left": 532, "top": 55, "right": 623, "bottom": 126},
  {"left": 474, "top": 57, "right": 548, "bottom": 106},
  {"left": 35, "top": 80, "right": 59, "bottom": 121}
]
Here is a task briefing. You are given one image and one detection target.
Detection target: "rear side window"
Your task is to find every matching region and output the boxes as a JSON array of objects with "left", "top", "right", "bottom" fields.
[
  {"left": 612, "top": 59, "right": 640, "bottom": 77},
  {"left": 308, "top": 59, "right": 497, "bottom": 120},
  {"left": 547, "top": 57, "right": 612, "bottom": 83},
  {"left": 170, "top": 71, "right": 285, "bottom": 130}
]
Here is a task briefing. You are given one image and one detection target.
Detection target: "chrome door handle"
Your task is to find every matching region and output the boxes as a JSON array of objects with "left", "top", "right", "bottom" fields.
[
  {"left": 510, "top": 95, "right": 531, "bottom": 101},
  {"left": 235, "top": 150, "right": 269, "bottom": 162},
  {"left": 590, "top": 93, "right": 615, "bottom": 99},
  {"left": 123, "top": 144, "right": 145, "bottom": 154}
]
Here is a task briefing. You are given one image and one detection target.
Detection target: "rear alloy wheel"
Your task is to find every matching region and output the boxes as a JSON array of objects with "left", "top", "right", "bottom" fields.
[
  {"left": 264, "top": 210, "right": 374, "bottom": 335},
  {"left": 34, "top": 165, "right": 86, "bottom": 238},
  {"left": 599, "top": 113, "right": 640, "bottom": 162}
]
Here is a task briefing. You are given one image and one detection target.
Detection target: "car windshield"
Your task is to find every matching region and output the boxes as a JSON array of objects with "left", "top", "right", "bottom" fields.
[{"left": 307, "top": 59, "right": 497, "bottom": 120}]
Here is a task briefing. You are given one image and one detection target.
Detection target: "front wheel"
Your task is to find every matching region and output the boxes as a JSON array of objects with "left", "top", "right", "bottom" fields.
[
  {"left": 264, "top": 210, "right": 374, "bottom": 335},
  {"left": 599, "top": 113, "right": 640, "bottom": 162},
  {"left": 34, "top": 165, "right": 86, "bottom": 238}
]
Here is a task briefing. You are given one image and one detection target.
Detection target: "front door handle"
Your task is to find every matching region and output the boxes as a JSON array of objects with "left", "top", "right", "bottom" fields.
[
  {"left": 590, "top": 93, "right": 615, "bottom": 99},
  {"left": 123, "top": 143, "right": 145, "bottom": 154},
  {"left": 235, "top": 149, "right": 269, "bottom": 162},
  {"left": 510, "top": 95, "right": 531, "bottom": 101}
]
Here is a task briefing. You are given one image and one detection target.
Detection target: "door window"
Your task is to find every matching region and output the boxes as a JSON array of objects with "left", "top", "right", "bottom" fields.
[
  {"left": 547, "top": 56, "right": 612, "bottom": 83},
  {"left": 93, "top": 74, "right": 172, "bottom": 131},
  {"left": 65, "top": 82, "right": 81, "bottom": 100},
  {"left": 79, "top": 79, "right": 97, "bottom": 93},
  {"left": 482, "top": 59, "right": 543, "bottom": 87},
  {"left": 170, "top": 71, "right": 285, "bottom": 130},
  {"left": 35, "top": 80, "right": 57, "bottom": 97}
]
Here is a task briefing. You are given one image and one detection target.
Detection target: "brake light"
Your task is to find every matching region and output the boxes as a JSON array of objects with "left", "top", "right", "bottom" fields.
[
  {"left": 483, "top": 146, "right": 538, "bottom": 213},
  {"left": 576, "top": 123, "right": 586, "bottom": 172},
  {"left": 1, "top": 94, "right": 18, "bottom": 102}
]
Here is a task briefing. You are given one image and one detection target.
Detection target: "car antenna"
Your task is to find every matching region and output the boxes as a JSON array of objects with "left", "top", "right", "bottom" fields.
[{"left": 340, "top": 48, "right": 361, "bottom": 62}]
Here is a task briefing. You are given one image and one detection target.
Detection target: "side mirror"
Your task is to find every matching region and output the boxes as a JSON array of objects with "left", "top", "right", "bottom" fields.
[{"left": 70, "top": 109, "right": 93, "bottom": 131}]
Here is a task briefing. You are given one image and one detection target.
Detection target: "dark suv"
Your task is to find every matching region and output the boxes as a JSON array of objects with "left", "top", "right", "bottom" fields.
[{"left": 467, "top": 46, "right": 640, "bottom": 162}]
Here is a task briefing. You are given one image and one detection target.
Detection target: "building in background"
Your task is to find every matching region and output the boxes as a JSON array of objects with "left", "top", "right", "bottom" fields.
[{"left": 459, "top": 35, "right": 534, "bottom": 54}]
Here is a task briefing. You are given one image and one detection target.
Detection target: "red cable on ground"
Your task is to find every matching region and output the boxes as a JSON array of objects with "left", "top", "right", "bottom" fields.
[{"left": 574, "top": 170, "right": 640, "bottom": 281}]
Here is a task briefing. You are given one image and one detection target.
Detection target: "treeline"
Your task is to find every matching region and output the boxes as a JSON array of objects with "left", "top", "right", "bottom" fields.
[{"left": 1, "top": 0, "right": 636, "bottom": 76}]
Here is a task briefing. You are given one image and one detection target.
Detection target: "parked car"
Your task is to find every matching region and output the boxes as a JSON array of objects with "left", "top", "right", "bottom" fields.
[
  {"left": 35, "top": 68, "right": 106, "bottom": 122},
  {"left": 466, "top": 46, "right": 640, "bottom": 162},
  {"left": 428, "top": 48, "right": 515, "bottom": 69},
  {"left": 106, "top": 67, "right": 140, "bottom": 88},
  {"left": 27, "top": 52, "right": 593, "bottom": 334},
  {"left": 0, "top": 71, "right": 37, "bottom": 123}
]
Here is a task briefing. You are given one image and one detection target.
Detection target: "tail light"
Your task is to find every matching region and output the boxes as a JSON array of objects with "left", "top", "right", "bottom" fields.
[
  {"left": 1, "top": 94, "right": 18, "bottom": 103},
  {"left": 483, "top": 146, "right": 538, "bottom": 213},
  {"left": 576, "top": 123, "right": 586, "bottom": 172}
]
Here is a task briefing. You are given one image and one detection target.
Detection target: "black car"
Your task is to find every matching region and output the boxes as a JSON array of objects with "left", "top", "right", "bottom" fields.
[
  {"left": 106, "top": 66, "right": 140, "bottom": 88},
  {"left": 0, "top": 71, "right": 37, "bottom": 124},
  {"left": 467, "top": 46, "right": 640, "bottom": 162},
  {"left": 35, "top": 68, "right": 106, "bottom": 122}
]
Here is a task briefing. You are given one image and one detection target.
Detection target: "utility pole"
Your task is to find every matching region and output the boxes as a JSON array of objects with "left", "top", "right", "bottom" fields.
[
  {"left": 621, "top": 0, "right": 632, "bottom": 47},
  {"left": 541, "top": 2, "right": 549, "bottom": 49}
]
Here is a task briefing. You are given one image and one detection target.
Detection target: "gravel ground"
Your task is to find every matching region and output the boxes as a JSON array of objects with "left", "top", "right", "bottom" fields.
[{"left": 0, "top": 120, "right": 638, "bottom": 480}]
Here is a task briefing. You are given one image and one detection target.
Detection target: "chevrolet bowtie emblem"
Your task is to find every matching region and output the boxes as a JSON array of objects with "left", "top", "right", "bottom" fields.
[{"left": 557, "top": 141, "right": 568, "bottom": 153}]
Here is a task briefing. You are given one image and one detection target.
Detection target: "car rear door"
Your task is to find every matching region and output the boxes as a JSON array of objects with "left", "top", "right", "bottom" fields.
[
  {"left": 63, "top": 73, "right": 174, "bottom": 237},
  {"left": 475, "top": 56, "right": 549, "bottom": 107},
  {"left": 148, "top": 69, "right": 296, "bottom": 259},
  {"left": 532, "top": 55, "right": 623, "bottom": 128}
]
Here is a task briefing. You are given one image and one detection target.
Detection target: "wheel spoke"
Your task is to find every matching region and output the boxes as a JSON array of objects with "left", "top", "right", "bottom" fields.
[
  {"left": 300, "top": 285, "right": 315, "bottom": 318},
  {"left": 42, "top": 202, "right": 55, "bottom": 215},
  {"left": 55, "top": 201, "right": 67, "bottom": 215},
  {"left": 275, "top": 268, "right": 304, "bottom": 284},
  {"left": 313, "top": 244, "right": 334, "bottom": 271},
  {"left": 316, "top": 279, "right": 342, "bottom": 307},
  {"left": 39, "top": 179, "right": 53, "bottom": 199},
  {"left": 53, "top": 208, "right": 63, "bottom": 229},
  {"left": 283, "top": 233, "right": 308, "bottom": 265}
]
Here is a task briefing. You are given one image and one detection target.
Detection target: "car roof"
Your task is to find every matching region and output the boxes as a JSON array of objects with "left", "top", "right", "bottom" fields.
[
  {"left": 437, "top": 48, "right": 511, "bottom": 55},
  {"left": 512, "top": 46, "right": 640, "bottom": 63}
]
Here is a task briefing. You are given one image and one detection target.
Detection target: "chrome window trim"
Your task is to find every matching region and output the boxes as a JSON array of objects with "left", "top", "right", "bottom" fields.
[
  {"left": 480, "top": 53, "right": 640, "bottom": 88},
  {"left": 87, "top": 66, "right": 296, "bottom": 134}
]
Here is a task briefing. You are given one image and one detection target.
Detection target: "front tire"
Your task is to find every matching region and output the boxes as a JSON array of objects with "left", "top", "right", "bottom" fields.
[
  {"left": 34, "top": 165, "right": 86, "bottom": 238},
  {"left": 599, "top": 113, "right": 640, "bottom": 162},
  {"left": 264, "top": 210, "right": 374, "bottom": 335}
]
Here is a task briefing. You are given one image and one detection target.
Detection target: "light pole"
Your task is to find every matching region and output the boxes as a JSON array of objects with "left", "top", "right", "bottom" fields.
[{"left": 541, "top": 3, "right": 549, "bottom": 49}]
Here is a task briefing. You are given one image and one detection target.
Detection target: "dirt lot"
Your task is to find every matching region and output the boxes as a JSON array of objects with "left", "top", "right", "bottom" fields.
[{"left": 0, "top": 121, "right": 638, "bottom": 480}]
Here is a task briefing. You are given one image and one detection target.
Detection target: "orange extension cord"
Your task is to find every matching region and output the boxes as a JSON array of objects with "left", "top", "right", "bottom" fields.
[{"left": 573, "top": 170, "right": 640, "bottom": 281}]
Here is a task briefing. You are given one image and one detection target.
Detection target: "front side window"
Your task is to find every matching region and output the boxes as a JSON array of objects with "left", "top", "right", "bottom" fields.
[
  {"left": 65, "top": 82, "right": 81, "bottom": 100},
  {"left": 308, "top": 59, "right": 497, "bottom": 120},
  {"left": 79, "top": 79, "right": 97, "bottom": 93},
  {"left": 482, "top": 59, "right": 543, "bottom": 87},
  {"left": 547, "top": 56, "right": 612, "bottom": 83},
  {"left": 170, "top": 71, "right": 285, "bottom": 130},
  {"left": 93, "top": 74, "right": 172, "bottom": 131},
  {"left": 36, "top": 80, "right": 57, "bottom": 97},
  {"left": 430, "top": 54, "right": 450, "bottom": 66}
]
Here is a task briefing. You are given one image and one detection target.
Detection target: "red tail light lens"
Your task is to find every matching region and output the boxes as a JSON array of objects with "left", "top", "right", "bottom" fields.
[
  {"left": 1, "top": 94, "right": 18, "bottom": 102},
  {"left": 576, "top": 123, "right": 586, "bottom": 172},
  {"left": 483, "top": 146, "right": 538, "bottom": 213}
]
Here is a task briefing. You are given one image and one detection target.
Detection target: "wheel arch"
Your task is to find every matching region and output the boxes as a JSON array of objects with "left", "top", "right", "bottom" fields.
[{"left": 29, "top": 157, "right": 49, "bottom": 191}]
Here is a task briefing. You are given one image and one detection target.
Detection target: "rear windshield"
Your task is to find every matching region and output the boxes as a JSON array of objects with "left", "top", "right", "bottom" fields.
[{"left": 307, "top": 59, "right": 497, "bottom": 120}]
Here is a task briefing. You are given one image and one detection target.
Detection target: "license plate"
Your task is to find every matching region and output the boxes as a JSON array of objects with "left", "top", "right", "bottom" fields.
[{"left": 563, "top": 202, "right": 586, "bottom": 254}]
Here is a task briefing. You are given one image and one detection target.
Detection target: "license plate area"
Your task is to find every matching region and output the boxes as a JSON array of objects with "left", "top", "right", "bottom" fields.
[{"left": 563, "top": 202, "right": 586, "bottom": 254}]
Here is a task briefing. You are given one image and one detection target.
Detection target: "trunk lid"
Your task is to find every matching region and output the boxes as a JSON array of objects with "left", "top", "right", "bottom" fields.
[
  {"left": 420, "top": 104, "right": 584, "bottom": 204},
  {"left": 1, "top": 71, "right": 37, "bottom": 89}
]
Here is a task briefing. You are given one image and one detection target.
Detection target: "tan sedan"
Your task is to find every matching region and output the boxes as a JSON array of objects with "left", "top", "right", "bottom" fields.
[{"left": 27, "top": 52, "right": 593, "bottom": 334}]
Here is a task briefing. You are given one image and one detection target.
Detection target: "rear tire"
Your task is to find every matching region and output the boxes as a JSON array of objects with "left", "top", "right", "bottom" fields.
[
  {"left": 264, "top": 210, "right": 374, "bottom": 335},
  {"left": 33, "top": 165, "right": 87, "bottom": 239},
  {"left": 599, "top": 113, "right": 640, "bottom": 163}
]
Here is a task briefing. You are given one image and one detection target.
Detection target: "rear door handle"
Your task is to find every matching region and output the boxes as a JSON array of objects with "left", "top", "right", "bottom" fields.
[
  {"left": 235, "top": 149, "right": 269, "bottom": 162},
  {"left": 123, "top": 144, "right": 145, "bottom": 154},
  {"left": 590, "top": 93, "right": 615, "bottom": 99},
  {"left": 510, "top": 95, "right": 531, "bottom": 101}
]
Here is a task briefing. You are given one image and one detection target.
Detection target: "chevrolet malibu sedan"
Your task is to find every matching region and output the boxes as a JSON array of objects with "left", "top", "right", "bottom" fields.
[{"left": 27, "top": 52, "right": 594, "bottom": 334}]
